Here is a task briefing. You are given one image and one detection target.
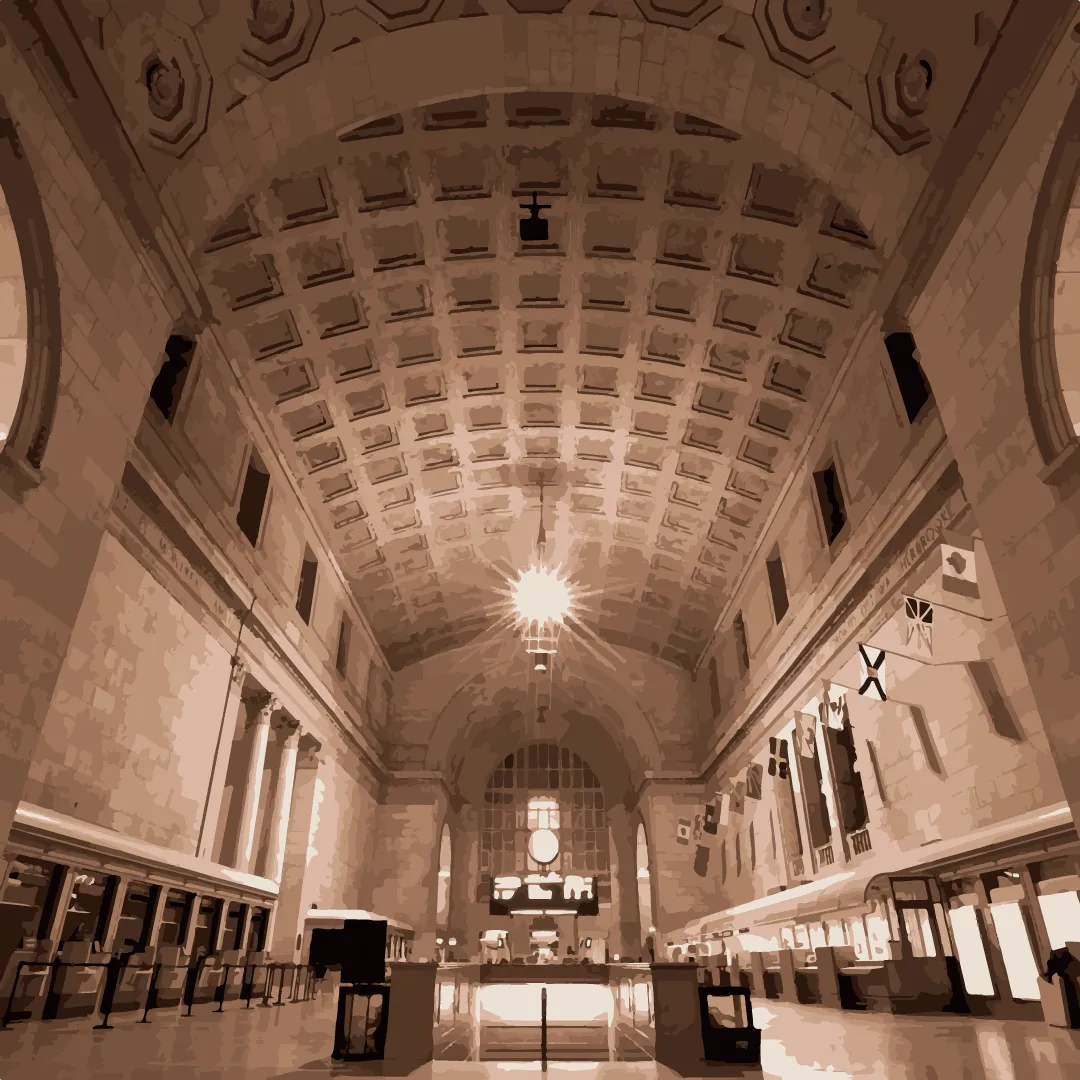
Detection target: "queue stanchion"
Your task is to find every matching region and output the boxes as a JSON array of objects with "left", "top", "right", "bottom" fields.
[
  {"left": 137, "top": 963, "right": 162, "bottom": 1024},
  {"left": 92, "top": 955, "right": 125, "bottom": 1030},
  {"left": 182, "top": 956, "right": 203, "bottom": 1017}
]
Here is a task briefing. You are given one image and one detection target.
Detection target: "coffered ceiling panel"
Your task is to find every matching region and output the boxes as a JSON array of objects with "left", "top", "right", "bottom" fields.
[{"left": 198, "top": 93, "right": 881, "bottom": 669}]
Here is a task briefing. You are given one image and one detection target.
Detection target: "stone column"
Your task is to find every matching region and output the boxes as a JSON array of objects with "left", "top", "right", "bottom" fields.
[
  {"left": 608, "top": 805, "right": 642, "bottom": 960},
  {"left": 197, "top": 659, "right": 248, "bottom": 860},
  {"left": 261, "top": 719, "right": 300, "bottom": 883},
  {"left": 235, "top": 694, "right": 276, "bottom": 874},
  {"left": 270, "top": 737, "right": 323, "bottom": 961}
]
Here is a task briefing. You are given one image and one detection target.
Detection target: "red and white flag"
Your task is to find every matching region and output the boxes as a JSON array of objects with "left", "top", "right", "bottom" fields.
[{"left": 941, "top": 531, "right": 979, "bottom": 600}]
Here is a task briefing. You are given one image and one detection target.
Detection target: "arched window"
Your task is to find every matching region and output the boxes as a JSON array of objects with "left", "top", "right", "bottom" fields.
[
  {"left": 1022, "top": 87, "right": 1080, "bottom": 481},
  {"left": 479, "top": 742, "right": 608, "bottom": 882},
  {"left": 0, "top": 101, "right": 61, "bottom": 477},
  {"left": 436, "top": 824, "right": 451, "bottom": 930},
  {"left": 635, "top": 822, "right": 654, "bottom": 948}
]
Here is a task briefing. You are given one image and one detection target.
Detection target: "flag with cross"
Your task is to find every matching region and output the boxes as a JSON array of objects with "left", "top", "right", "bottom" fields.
[{"left": 858, "top": 645, "right": 887, "bottom": 701}]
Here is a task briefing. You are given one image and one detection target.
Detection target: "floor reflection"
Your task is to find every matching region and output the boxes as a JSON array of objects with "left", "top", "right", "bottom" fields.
[{"left": 0, "top": 987, "right": 1078, "bottom": 1079}]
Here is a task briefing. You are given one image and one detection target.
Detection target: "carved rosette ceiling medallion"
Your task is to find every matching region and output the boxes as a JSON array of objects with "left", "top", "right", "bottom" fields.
[
  {"left": 754, "top": 0, "right": 836, "bottom": 77},
  {"left": 112, "top": 14, "right": 211, "bottom": 157},
  {"left": 240, "top": 0, "right": 326, "bottom": 79},
  {"left": 356, "top": 0, "right": 447, "bottom": 32},
  {"left": 631, "top": 0, "right": 725, "bottom": 31},
  {"left": 867, "top": 37, "right": 935, "bottom": 154}
]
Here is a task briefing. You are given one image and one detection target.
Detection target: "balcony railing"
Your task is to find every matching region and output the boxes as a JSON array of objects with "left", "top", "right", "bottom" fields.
[
  {"left": 815, "top": 843, "right": 835, "bottom": 868},
  {"left": 849, "top": 828, "right": 872, "bottom": 856}
]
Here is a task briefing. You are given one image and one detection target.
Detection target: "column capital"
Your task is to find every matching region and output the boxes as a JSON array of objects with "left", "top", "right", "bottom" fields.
[
  {"left": 250, "top": 692, "right": 279, "bottom": 725},
  {"left": 277, "top": 719, "right": 301, "bottom": 749},
  {"left": 298, "top": 735, "right": 324, "bottom": 768}
]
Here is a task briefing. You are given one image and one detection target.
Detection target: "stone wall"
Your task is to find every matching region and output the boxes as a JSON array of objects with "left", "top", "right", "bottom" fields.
[
  {"left": 366, "top": 779, "right": 448, "bottom": 944},
  {"left": 909, "top": 24, "right": 1080, "bottom": 821},
  {"left": 21, "top": 532, "right": 231, "bottom": 854},
  {"left": 0, "top": 35, "right": 174, "bottom": 849}
]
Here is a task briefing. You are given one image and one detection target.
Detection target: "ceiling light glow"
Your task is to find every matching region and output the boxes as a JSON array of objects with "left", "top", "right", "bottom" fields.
[{"left": 512, "top": 564, "right": 573, "bottom": 624}]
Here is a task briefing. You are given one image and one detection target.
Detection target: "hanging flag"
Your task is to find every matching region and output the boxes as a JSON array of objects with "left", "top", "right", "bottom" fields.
[
  {"left": 941, "top": 532, "right": 980, "bottom": 599},
  {"left": 676, "top": 818, "right": 692, "bottom": 846},
  {"left": 703, "top": 802, "right": 719, "bottom": 835},
  {"left": 795, "top": 711, "right": 818, "bottom": 757},
  {"left": 767, "top": 737, "right": 790, "bottom": 780},
  {"left": 692, "top": 814, "right": 704, "bottom": 842},
  {"left": 904, "top": 596, "right": 934, "bottom": 657},
  {"left": 717, "top": 793, "right": 730, "bottom": 827},
  {"left": 825, "top": 685, "right": 847, "bottom": 731},
  {"left": 693, "top": 844, "right": 710, "bottom": 877},
  {"left": 858, "top": 645, "right": 887, "bottom": 701},
  {"left": 745, "top": 762, "right": 763, "bottom": 800},
  {"left": 729, "top": 781, "right": 746, "bottom": 816}
]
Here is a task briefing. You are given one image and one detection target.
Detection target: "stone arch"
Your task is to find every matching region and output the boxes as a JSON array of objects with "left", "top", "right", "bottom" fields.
[
  {"left": 1022, "top": 85, "right": 1080, "bottom": 480},
  {"left": 0, "top": 96, "right": 61, "bottom": 477},
  {"left": 165, "top": 16, "right": 910, "bottom": 260},
  {"left": 423, "top": 642, "right": 665, "bottom": 796}
]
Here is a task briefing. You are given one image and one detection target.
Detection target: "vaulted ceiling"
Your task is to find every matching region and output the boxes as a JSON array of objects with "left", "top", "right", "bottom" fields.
[
  {"left": 197, "top": 92, "right": 880, "bottom": 667},
  {"left": 62, "top": 0, "right": 1014, "bottom": 669}
]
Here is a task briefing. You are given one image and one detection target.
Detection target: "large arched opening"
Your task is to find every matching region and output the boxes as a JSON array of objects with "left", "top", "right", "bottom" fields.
[{"left": 0, "top": 97, "right": 61, "bottom": 476}]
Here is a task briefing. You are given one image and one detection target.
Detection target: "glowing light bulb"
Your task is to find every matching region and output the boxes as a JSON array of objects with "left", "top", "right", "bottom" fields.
[{"left": 512, "top": 564, "right": 572, "bottom": 624}]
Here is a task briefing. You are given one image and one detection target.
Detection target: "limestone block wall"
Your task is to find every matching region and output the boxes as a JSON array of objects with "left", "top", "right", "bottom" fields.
[
  {"left": 21, "top": 532, "right": 231, "bottom": 854},
  {"left": 366, "top": 780, "right": 448, "bottom": 943},
  {"left": 302, "top": 750, "right": 381, "bottom": 912},
  {"left": 0, "top": 36, "right": 174, "bottom": 848},
  {"left": 907, "top": 19, "right": 1080, "bottom": 822},
  {"left": 639, "top": 787, "right": 717, "bottom": 935}
]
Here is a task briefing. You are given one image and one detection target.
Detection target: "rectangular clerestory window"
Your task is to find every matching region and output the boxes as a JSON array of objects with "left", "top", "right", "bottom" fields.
[
  {"left": 733, "top": 611, "right": 750, "bottom": 677},
  {"left": 884, "top": 331, "right": 932, "bottom": 423},
  {"left": 296, "top": 545, "right": 318, "bottom": 625},
  {"left": 236, "top": 449, "right": 271, "bottom": 547},
  {"left": 813, "top": 460, "right": 847, "bottom": 546},
  {"left": 766, "top": 547, "right": 789, "bottom": 623},
  {"left": 148, "top": 334, "right": 196, "bottom": 421},
  {"left": 336, "top": 613, "right": 352, "bottom": 676}
]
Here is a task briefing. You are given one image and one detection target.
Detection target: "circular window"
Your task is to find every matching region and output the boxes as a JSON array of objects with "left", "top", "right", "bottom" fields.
[{"left": 528, "top": 828, "right": 560, "bottom": 865}]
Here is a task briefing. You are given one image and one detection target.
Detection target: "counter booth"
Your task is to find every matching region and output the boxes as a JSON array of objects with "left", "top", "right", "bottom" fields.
[{"left": 0, "top": 813, "right": 281, "bottom": 1029}]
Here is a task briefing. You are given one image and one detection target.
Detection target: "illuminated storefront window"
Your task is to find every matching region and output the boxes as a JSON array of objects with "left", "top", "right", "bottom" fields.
[
  {"left": 947, "top": 906, "right": 995, "bottom": 997},
  {"left": 989, "top": 903, "right": 1041, "bottom": 1001}
]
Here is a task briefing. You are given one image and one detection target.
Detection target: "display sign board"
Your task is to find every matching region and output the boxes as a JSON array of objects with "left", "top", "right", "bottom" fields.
[{"left": 489, "top": 874, "right": 599, "bottom": 916}]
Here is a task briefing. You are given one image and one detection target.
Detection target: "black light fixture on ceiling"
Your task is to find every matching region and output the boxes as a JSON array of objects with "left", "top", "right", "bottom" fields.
[{"left": 519, "top": 191, "right": 551, "bottom": 243}]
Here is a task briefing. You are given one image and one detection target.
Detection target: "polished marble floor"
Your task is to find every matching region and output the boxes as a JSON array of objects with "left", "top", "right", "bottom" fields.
[{"left": 0, "top": 990, "right": 1079, "bottom": 1080}]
